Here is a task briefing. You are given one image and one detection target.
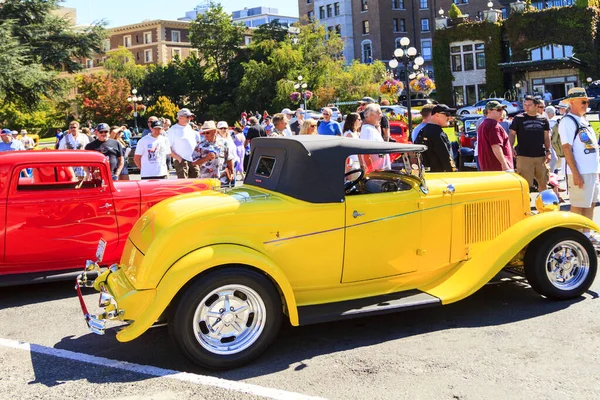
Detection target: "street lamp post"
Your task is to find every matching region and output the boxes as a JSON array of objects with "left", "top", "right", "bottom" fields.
[
  {"left": 388, "top": 37, "right": 425, "bottom": 134},
  {"left": 294, "top": 76, "right": 308, "bottom": 110},
  {"left": 127, "top": 88, "right": 143, "bottom": 134}
]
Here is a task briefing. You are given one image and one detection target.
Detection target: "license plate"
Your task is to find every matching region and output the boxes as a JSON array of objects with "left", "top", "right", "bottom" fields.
[{"left": 96, "top": 239, "right": 107, "bottom": 263}]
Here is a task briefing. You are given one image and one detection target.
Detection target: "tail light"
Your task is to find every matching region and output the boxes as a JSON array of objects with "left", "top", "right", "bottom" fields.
[{"left": 512, "top": 103, "right": 518, "bottom": 107}]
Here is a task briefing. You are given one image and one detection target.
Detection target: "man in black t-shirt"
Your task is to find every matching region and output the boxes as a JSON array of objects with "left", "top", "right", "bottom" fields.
[
  {"left": 414, "top": 104, "right": 457, "bottom": 172},
  {"left": 85, "top": 123, "right": 124, "bottom": 180},
  {"left": 509, "top": 96, "right": 551, "bottom": 191},
  {"left": 244, "top": 116, "right": 266, "bottom": 148}
]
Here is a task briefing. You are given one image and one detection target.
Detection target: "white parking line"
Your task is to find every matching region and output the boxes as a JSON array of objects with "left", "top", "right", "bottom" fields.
[{"left": 0, "top": 337, "right": 326, "bottom": 400}]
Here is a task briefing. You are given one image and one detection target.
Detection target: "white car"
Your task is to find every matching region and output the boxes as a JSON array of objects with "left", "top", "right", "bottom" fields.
[
  {"left": 380, "top": 105, "right": 421, "bottom": 118},
  {"left": 305, "top": 109, "right": 323, "bottom": 120},
  {"left": 457, "top": 98, "right": 521, "bottom": 115}
]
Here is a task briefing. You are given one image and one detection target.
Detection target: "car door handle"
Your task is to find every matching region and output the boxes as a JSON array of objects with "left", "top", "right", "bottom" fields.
[
  {"left": 99, "top": 203, "right": 112, "bottom": 209},
  {"left": 443, "top": 184, "right": 455, "bottom": 194},
  {"left": 352, "top": 210, "right": 364, "bottom": 218}
]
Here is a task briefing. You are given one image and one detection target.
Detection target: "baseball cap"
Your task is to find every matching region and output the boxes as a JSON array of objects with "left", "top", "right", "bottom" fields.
[
  {"left": 96, "top": 123, "right": 110, "bottom": 132},
  {"left": 151, "top": 120, "right": 163, "bottom": 128},
  {"left": 177, "top": 108, "right": 195, "bottom": 117},
  {"left": 0, "top": 129, "right": 10, "bottom": 135},
  {"left": 484, "top": 100, "right": 507, "bottom": 111},
  {"left": 281, "top": 108, "right": 294, "bottom": 115},
  {"left": 10, "top": 130, "right": 18, "bottom": 136},
  {"left": 216, "top": 121, "right": 229, "bottom": 129},
  {"left": 431, "top": 104, "right": 456, "bottom": 115},
  {"left": 358, "top": 96, "right": 376, "bottom": 104}
]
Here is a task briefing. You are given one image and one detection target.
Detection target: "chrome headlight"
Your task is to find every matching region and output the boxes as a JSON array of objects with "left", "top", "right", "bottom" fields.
[{"left": 535, "top": 189, "right": 559, "bottom": 212}]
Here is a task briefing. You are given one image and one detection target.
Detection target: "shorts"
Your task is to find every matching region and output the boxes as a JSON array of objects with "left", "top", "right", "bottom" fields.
[{"left": 567, "top": 173, "right": 600, "bottom": 208}]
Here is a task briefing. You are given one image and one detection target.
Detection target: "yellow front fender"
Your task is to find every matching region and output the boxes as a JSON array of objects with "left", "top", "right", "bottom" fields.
[
  {"left": 116, "top": 244, "right": 299, "bottom": 342},
  {"left": 420, "top": 211, "right": 600, "bottom": 305}
]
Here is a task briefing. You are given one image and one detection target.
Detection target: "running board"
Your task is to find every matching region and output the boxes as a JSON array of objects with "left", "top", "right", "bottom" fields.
[{"left": 297, "top": 290, "right": 441, "bottom": 325}]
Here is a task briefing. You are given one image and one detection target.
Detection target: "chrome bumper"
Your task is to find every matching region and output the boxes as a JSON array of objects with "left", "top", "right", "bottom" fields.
[{"left": 75, "top": 260, "right": 123, "bottom": 335}]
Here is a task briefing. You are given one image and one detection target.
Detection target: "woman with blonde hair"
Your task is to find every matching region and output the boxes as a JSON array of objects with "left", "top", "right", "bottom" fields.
[
  {"left": 110, "top": 126, "right": 130, "bottom": 181},
  {"left": 299, "top": 119, "right": 318, "bottom": 135}
]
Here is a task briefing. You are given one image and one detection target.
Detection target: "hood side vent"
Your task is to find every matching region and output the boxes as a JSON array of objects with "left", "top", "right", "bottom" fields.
[{"left": 464, "top": 200, "right": 510, "bottom": 244}]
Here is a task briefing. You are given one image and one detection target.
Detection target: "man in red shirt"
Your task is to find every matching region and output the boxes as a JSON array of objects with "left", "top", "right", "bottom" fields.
[{"left": 477, "top": 101, "right": 514, "bottom": 172}]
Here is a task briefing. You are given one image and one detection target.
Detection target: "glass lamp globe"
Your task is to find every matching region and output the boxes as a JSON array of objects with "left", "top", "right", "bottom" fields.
[
  {"left": 302, "top": 83, "right": 308, "bottom": 88},
  {"left": 409, "top": 73, "right": 416, "bottom": 80},
  {"left": 127, "top": 97, "right": 132, "bottom": 102},
  {"left": 294, "top": 83, "right": 300, "bottom": 89},
  {"left": 414, "top": 56, "right": 425, "bottom": 66},
  {"left": 407, "top": 47, "right": 417, "bottom": 57},
  {"left": 400, "top": 37, "right": 410, "bottom": 47},
  {"left": 413, "top": 64, "right": 420, "bottom": 70},
  {"left": 439, "top": 8, "right": 444, "bottom": 16},
  {"left": 587, "top": 77, "right": 593, "bottom": 83},
  {"left": 417, "top": 73, "right": 424, "bottom": 79},
  {"left": 297, "top": 75, "right": 303, "bottom": 81},
  {"left": 394, "top": 48, "right": 404, "bottom": 58},
  {"left": 131, "top": 88, "right": 138, "bottom": 95},
  {"left": 515, "top": 83, "right": 521, "bottom": 88},
  {"left": 388, "top": 59, "right": 399, "bottom": 69},
  {"left": 488, "top": 1, "right": 493, "bottom": 8}
]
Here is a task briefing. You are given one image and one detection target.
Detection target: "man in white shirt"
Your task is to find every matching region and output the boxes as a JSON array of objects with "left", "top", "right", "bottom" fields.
[
  {"left": 134, "top": 120, "right": 172, "bottom": 179},
  {"left": 167, "top": 108, "right": 200, "bottom": 178},
  {"left": 559, "top": 87, "right": 600, "bottom": 241},
  {"left": 58, "top": 121, "right": 90, "bottom": 150},
  {"left": 359, "top": 104, "right": 391, "bottom": 171},
  {"left": 280, "top": 109, "right": 295, "bottom": 137}
]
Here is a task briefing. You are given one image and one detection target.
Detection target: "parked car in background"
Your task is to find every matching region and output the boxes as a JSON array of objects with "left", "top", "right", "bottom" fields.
[
  {"left": 381, "top": 105, "right": 421, "bottom": 118},
  {"left": 389, "top": 120, "right": 409, "bottom": 143},
  {"left": 457, "top": 98, "right": 520, "bottom": 116},
  {"left": 456, "top": 114, "right": 482, "bottom": 170},
  {"left": 399, "top": 98, "right": 438, "bottom": 110},
  {"left": 126, "top": 133, "right": 142, "bottom": 173},
  {"left": 0, "top": 150, "right": 218, "bottom": 286},
  {"left": 79, "top": 135, "right": 598, "bottom": 370},
  {"left": 304, "top": 109, "right": 323, "bottom": 120}
]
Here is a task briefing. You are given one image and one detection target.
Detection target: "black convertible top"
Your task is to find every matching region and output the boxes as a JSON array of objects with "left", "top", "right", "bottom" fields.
[{"left": 243, "top": 135, "right": 426, "bottom": 203}]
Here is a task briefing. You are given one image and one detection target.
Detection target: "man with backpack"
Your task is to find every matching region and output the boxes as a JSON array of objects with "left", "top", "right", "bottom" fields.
[
  {"left": 550, "top": 102, "right": 569, "bottom": 173},
  {"left": 559, "top": 87, "right": 600, "bottom": 242}
]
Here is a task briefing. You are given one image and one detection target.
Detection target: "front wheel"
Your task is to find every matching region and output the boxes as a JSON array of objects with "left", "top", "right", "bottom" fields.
[
  {"left": 170, "top": 268, "right": 282, "bottom": 370},
  {"left": 524, "top": 229, "right": 597, "bottom": 300}
]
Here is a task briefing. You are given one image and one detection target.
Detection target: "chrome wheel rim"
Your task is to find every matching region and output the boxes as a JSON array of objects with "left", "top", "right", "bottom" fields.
[
  {"left": 545, "top": 240, "right": 590, "bottom": 291},
  {"left": 192, "top": 284, "right": 266, "bottom": 355}
]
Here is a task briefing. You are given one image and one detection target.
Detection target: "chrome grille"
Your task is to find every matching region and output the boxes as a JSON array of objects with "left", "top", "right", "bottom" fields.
[{"left": 464, "top": 200, "right": 510, "bottom": 244}]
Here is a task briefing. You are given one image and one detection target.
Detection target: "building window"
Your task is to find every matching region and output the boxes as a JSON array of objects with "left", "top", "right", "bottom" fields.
[
  {"left": 421, "top": 39, "right": 432, "bottom": 61},
  {"left": 361, "top": 0, "right": 368, "bottom": 11},
  {"left": 307, "top": 0, "right": 313, "bottom": 3},
  {"left": 399, "top": 19, "right": 406, "bottom": 32},
  {"left": 172, "top": 48, "right": 181, "bottom": 58},
  {"left": 362, "top": 20, "right": 369, "bottom": 34},
  {"left": 393, "top": 18, "right": 399, "bottom": 32},
  {"left": 144, "top": 32, "right": 152, "bottom": 44},
  {"left": 529, "top": 44, "right": 573, "bottom": 61},
  {"left": 361, "top": 40, "right": 372, "bottom": 63},
  {"left": 451, "top": 54, "right": 462, "bottom": 72},
  {"left": 421, "top": 18, "right": 429, "bottom": 32},
  {"left": 319, "top": 6, "right": 325, "bottom": 19},
  {"left": 335, "top": 24, "right": 342, "bottom": 35},
  {"left": 144, "top": 49, "right": 152, "bottom": 63},
  {"left": 123, "top": 35, "right": 131, "bottom": 48},
  {"left": 466, "top": 85, "right": 476, "bottom": 105},
  {"left": 86, "top": 59, "right": 93, "bottom": 69},
  {"left": 334, "top": 2, "right": 340, "bottom": 15},
  {"left": 103, "top": 39, "right": 110, "bottom": 52},
  {"left": 476, "top": 52, "right": 486, "bottom": 69},
  {"left": 190, "top": 49, "right": 199, "bottom": 57},
  {"left": 308, "top": 10, "right": 315, "bottom": 20},
  {"left": 171, "top": 31, "right": 181, "bottom": 42},
  {"left": 454, "top": 86, "right": 464, "bottom": 106},
  {"left": 327, "top": 4, "right": 332, "bottom": 17},
  {"left": 420, "top": 0, "right": 428, "bottom": 9},
  {"left": 464, "top": 53, "right": 474, "bottom": 71},
  {"left": 392, "top": 0, "right": 405, "bottom": 9}
]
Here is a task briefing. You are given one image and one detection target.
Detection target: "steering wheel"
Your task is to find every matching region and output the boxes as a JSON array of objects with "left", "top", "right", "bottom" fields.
[{"left": 344, "top": 168, "right": 365, "bottom": 194}]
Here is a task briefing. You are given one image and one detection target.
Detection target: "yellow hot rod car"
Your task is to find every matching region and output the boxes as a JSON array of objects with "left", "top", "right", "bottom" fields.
[{"left": 76, "top": 135, "right": 599, "bottom": 370}]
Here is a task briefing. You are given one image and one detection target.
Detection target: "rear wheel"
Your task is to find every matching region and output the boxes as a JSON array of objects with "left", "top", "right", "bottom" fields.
[
  {"left": 170, "top": 268, "right": 282, "bottom": 370},
  {"left": 524, "top": 229, "right": 597, "bottom": 300}
]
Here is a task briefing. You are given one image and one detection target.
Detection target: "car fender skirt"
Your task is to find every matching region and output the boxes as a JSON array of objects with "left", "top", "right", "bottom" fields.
[
  {"left": 419, "top": 211, "right": 600, "bottom": 305},
  {"left": 115, "top": 244, "right": 298, "bottom": 342}
]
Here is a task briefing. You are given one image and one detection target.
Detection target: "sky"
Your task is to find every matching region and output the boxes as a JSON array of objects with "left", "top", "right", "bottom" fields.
[{"left": 61, "top": 0, "right": 299, "bottom": 27}]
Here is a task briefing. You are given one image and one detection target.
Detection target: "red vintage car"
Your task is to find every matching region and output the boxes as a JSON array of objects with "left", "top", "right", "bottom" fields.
[{"left": 0, "top": 150, "right": 219, "bottom": 286}]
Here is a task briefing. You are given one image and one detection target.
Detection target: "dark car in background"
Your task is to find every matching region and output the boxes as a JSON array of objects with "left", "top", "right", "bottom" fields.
[{"left": 126, "top": 134, "right": 142, "bottom": 173}]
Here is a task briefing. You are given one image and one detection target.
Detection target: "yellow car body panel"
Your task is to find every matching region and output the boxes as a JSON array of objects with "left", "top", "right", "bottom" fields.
[
  {"left": 421, "top": 211, "right": 600, "bottom": 304},
  {"left": 115, "top": 244, "right": 299, "bottom": 342}
]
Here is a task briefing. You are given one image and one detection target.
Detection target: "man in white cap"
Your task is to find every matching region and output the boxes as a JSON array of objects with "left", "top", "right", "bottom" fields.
[
  {"left": 559, "top": 87, "right": 600, "bottom": 241},
  {"left": 280, "top": 109, "right": 295, "bottom": 136},
  {"left": 20, "top": 129, "right": 34, "bottom": 150},
  {"left": 192, "top": 121, "right": 234, "bottom": 186},
  {"left": 134, "top": 120, "right": 171, "bottom": 179},
  {"left": 166, "top": 108, "right": 200, "bottom": 179}
]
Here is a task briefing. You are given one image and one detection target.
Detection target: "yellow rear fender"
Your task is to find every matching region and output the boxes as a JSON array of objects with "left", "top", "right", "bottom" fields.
[
  {"left": 116, "top": 244, "right": 298, "bottom": 342},
  {"left": 420, "top": 211, "right": 600, "bottom": 305}
]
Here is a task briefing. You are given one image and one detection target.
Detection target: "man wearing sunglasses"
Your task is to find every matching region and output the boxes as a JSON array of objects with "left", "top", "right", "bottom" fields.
[
  {"left": 477, "top": 101, "right": 513, "bottom": 172},
  {"left": 559, "top": 87, "right": 600, "bottom": 241},
  {"left": 414, "top": 104, "right": 457, "bottom": 172},
  {"left": 85, "top": 123, "right": 124, "bottom": 181},
  {"left": 509, "top": 96, "right": 551, "bottom": 191}
]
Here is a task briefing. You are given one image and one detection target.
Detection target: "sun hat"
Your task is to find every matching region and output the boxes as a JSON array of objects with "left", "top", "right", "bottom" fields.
[
  {"left": 358, "top": 96, "right": 376, "bottom": 104},
  {"left": 216, "top": 121, "right": 229, "bottom": 129},
  {"left": 20, "top": 129, "right": 28, "bottom": 134},
  {"left": 564, "top": 87, "right": 593, "bottom": 101},
  {"left": 200, "top": 120, "right": 217, "bottom": 131},
  {"left": 556, "top": 101, "right": 568, "bottom": 109}
]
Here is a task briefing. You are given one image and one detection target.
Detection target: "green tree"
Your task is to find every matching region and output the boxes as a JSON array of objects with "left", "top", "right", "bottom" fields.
[
  {"left": 103, "top": 47, "right": 147, "bottom": 89},
  {"left": 448, "top": 4, "right": 463, "bottom": 18},
  {"left": 77, "top": 73, "right": 131, "bottom": 125},
  {"left": 252, "top": 20, "right": 288, "bottom": 44},
  {"left": 189, "top": 2, "right": 245, "bottom": 81},
  {"left": 146, "top": 96, "right": 180, "bottom": 120}
]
